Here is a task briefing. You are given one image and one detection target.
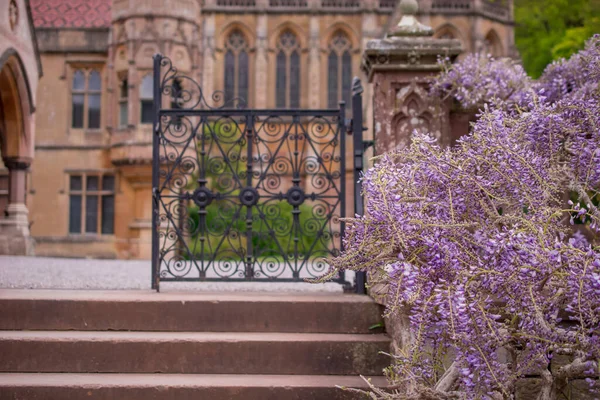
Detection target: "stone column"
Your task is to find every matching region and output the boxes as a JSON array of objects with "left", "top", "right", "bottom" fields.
[
  {"left": 254, "top": 13, "right": 268, "bottom": 109},
  {"left": 361, "top": 0, "right": 462, "bottom": 155},
  {"left": 0, "top": 158, "right": 34, "bottom": 255},
  {"left": 308, "top": 16, "right": 320, "bottom": 109},
  {"left": 202, "top": 14, "right": 215, "bottom": 105}
]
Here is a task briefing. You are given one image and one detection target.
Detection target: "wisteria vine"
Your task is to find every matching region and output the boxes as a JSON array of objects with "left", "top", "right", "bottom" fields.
[{"left": 331, "top": 36, "right": 600, "bottom": 399}]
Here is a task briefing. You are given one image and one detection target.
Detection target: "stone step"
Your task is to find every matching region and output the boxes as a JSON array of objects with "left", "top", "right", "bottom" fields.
[
  {"left": 0, "top": 290, "right": 384, "bottom": 333},
  {"left": 0, "top": 373, "right": 387, "bottom": 400},
  {"left": 0, "top": 331, "right": 390, "bottom": 375}
]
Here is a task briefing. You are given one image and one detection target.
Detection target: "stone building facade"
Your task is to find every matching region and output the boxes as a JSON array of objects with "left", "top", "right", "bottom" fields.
[
  {"left": 0, "top": 0, "right": 41, "bottom": 255},
  {"left": 12, "top": 0, "right": 514, "bottom": 259}
]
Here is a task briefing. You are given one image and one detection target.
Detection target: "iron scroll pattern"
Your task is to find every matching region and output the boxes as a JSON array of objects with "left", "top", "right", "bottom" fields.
[{"left": 152, "top": 55, "right": 348, "bottom": 286}]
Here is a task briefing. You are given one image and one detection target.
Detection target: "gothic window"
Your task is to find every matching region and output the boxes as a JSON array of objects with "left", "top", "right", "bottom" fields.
[
  {"left": 119, "top": 78, "right": 128, "bottom": 128},
  {"left": 71, "top": 69, "right": 102, "bottom": 129},
  {"left": 69, "top": 173, "right": 115, "bottom": 235},
  {"left": 327, "top": 31, "right": 352, "bottom": 109},
  {"left": 484, "top": 30, "right": 502, "bottom": 58},
  {"left": 276, "top": 30, "right": 300, "bottom": 108},
  {"left": 140, "top": 75, "right": 153, "bottom": 124},
  {"left": 224, "top": 30, "right": 249, "bottom": 105}
]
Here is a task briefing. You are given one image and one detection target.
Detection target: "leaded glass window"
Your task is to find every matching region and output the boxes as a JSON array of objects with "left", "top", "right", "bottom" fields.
[
  {"left": 140, "top": 75, "right": 153, "bottom": 124},
  {"left": 276, "top": 30, "right": 300, "bottom": 108},
  {"left": 69, "top": 173, "right": 115, "bottom": 235},
  {"left": 327, "top": 31, "right": 352, "bottom": 109},
  {"left": 224, "top": 30, "right": 249, "bottom": 106},
  {"left": 119, "top": 78, "right": 128, "bottom": 128},
  {"left": 71, "top": 69, "right": 102, "bottom": 129}
]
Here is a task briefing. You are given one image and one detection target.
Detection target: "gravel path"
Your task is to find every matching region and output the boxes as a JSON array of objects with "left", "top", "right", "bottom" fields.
[{"left": 0, "top": 256, "right": 350, "bottom": 292}]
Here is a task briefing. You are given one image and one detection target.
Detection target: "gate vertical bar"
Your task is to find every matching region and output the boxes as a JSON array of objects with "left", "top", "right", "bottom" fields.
[
  {"left": 338, "top": 101, "right": 346, "bottom": 286},
  {"left": 244, "top": 112, "right": 254, "bottom": 280},
  {"left": 151, "top": 54, "right": 162, "bottom": 291},
  {"left": 351, "top": 77, "right": 366, "bottom": 294}
]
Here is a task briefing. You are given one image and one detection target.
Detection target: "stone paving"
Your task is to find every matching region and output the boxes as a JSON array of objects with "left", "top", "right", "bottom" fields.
[{"left": 0, "top": 256, "right": 349, "bottom": 292}]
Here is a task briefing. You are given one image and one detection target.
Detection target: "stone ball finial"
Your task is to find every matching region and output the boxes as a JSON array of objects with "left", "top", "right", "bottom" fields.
[
  {"left": 399, "top": 0, "right": 418, "bottom": 15},
  {"left": 387, "top": 0, "right": 433, "bottom": 38}
]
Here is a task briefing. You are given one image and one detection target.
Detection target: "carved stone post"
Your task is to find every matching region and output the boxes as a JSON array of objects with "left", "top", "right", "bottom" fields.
[
  {"left": 361, "top": 0, "right": 461, "bottom": 155},
  {"left": 254, "top": 13, "right": 268, "bottom": 109},
  {"left": 307, "top": 15, "right": 321, "bottom": 109},
  {"left": 0, "top": 158, "right": 34, "bottom": 255}
]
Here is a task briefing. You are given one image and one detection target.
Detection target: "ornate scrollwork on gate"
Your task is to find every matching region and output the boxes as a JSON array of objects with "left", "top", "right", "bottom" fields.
[{"left": 152, "top": 55, "right": 349, "bottom": 286}]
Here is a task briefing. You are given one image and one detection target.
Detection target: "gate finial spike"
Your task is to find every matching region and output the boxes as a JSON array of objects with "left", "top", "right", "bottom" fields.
[{"left": 352, "top": 77, "right": 363, "bottom": 96}]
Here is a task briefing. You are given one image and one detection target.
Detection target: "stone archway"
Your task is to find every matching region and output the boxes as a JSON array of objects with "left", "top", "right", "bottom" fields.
[{"left": 0, "top": 51, "right": 35, "bottom": 255}]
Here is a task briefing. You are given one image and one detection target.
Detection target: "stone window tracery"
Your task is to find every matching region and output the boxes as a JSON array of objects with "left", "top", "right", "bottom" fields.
[
  {"left": 321, "top": 0, "right": 360, "bottom": 8},
  {"left": 327, "top": 31, "right": 352, "bottom": 109},
  {"left": 276, "top": 30, "right": 300, "bottom": 108},
  {"left": 71, "top": 69, "right": 102, "bottom": 130},
  {"left": 379, "top": 0, "right": 396, "bottom": 9},
  {"left": 269, "top": 0, "right": 308, "bottom": 7},
  {"left": 224, "top": 30, "right": 249, "bottom": 105},
  {"left": 140, "top": 75, "right": 153, "bottom": 124}
]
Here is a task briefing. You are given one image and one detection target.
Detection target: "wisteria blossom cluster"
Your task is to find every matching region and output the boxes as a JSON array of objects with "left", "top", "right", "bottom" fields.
[
  {"left": 429, "top": 53, "right": 532, "bottom": 111},
  {"left": 331, "top": 36, "right": 600, "bottom": 399},
  {"left": 534, "top": 35, "right": 600, "bottom": 104}
]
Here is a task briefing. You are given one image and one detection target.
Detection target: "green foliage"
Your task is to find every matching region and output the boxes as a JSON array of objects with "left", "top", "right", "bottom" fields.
[
  {"left": 187, "top": 201, "right": 330, "bottom": 260},
  {"left": 185, "top": 120, "right": 330, "bottom": 260},
  {"left": 515, "top": 0, "right": 600, "bottom": 77}
]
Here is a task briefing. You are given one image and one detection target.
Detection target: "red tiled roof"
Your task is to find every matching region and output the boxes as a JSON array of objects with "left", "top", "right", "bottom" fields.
[{"left": 30, "top": 0, "right": 112, "bottom": 28}]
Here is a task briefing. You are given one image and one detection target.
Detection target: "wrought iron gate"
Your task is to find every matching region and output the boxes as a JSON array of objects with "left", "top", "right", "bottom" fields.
[{"left": 151, "top": 54, "right": 367, "bottom": 292}]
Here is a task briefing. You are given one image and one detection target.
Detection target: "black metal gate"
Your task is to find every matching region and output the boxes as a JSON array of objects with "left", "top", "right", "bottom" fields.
[{"left": 151, "top": 55, "right": 366, "bottom": 292}]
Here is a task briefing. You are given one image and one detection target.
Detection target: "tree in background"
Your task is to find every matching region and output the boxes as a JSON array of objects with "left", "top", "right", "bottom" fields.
[{"left": 515, "top": 0, "right": 600, "bottom": 77}]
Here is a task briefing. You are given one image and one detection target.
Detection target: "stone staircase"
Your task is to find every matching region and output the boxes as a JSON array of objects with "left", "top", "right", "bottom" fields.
[{"left": 0, "top": 290, "right": 389, "bottom": 399}]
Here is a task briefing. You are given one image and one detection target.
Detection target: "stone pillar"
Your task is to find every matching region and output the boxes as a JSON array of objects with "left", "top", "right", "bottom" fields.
[
  {"left": 361, "top": 0, "right": 461, "bottom": 301},
  {"left": 255, "top": 13, "right": 268, "bottom": 109},
  {"left": 0, "top": 158, "right": 34, "bottom": 255},
  {"left": 308, "top": 16, "right": 320, "bottom": 109},
  {"left": 361, "top": 0, "right": 462, "bottom": 155},
  {"left": 202, "top": 14, "right": 215, "bottom": 104}
]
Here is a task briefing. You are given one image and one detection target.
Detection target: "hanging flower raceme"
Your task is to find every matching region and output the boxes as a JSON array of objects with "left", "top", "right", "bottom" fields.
[{"left": 330, "top": 36, "right": 600, "bottom": 399}]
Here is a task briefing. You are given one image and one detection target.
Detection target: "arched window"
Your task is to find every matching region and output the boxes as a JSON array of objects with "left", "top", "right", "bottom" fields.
[
  {"left": 484, "top": 30, "right": 502, "bottom": 58},
  {"left": 118, "top": 77, "right": 128, "bottom": 128},
  {"left": 276, "top": 30, "right": 300, "bottom": 108},
  {"left": 224, "top": 30, "right": 249, "bottom": 105},
  {"left": 140, "top": 75, "right": 153, "bottom": 124},
  {"left": 327, "top": 31, "right": 352, "bottom": 109},
  {"left": 71, "top": 69, "right": 102, "bottom": 129}
]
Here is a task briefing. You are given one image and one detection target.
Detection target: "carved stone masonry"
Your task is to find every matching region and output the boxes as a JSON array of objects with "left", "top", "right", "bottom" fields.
[{"left": 361, "top": 0, "right": 461, "bottom": 155}]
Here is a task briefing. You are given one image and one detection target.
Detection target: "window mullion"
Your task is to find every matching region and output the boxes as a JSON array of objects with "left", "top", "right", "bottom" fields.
[
  {"left": 234, "top": 52, "right": 239, "bottom": 99},
  {"left": 84, "top": 72, "right": 89, "bottom": 130},
  {"left": 338, "top": 53, "right": 343, "bottom": 101},
  {"left": 286, "top": 52, "right": 290, "bottom": 108},
  {"left": 96, "top": 191, "right": 101, "bottom": 235},
  {"left": 96, "top": 177, "right": 101, "bottom": 234},
  {"left": 81, "top": 174, "right": 86, "bottom": 233}
]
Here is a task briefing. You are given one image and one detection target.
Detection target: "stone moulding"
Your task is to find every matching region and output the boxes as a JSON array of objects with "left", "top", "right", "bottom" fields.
[{"left": 361, "top": 37, "right": 462, "bottom": 80}]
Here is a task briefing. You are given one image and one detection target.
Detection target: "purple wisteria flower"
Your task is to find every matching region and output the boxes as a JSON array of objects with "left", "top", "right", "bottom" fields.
[{"left": 331, "top": 36, "right": 600, "bottom": 399}]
